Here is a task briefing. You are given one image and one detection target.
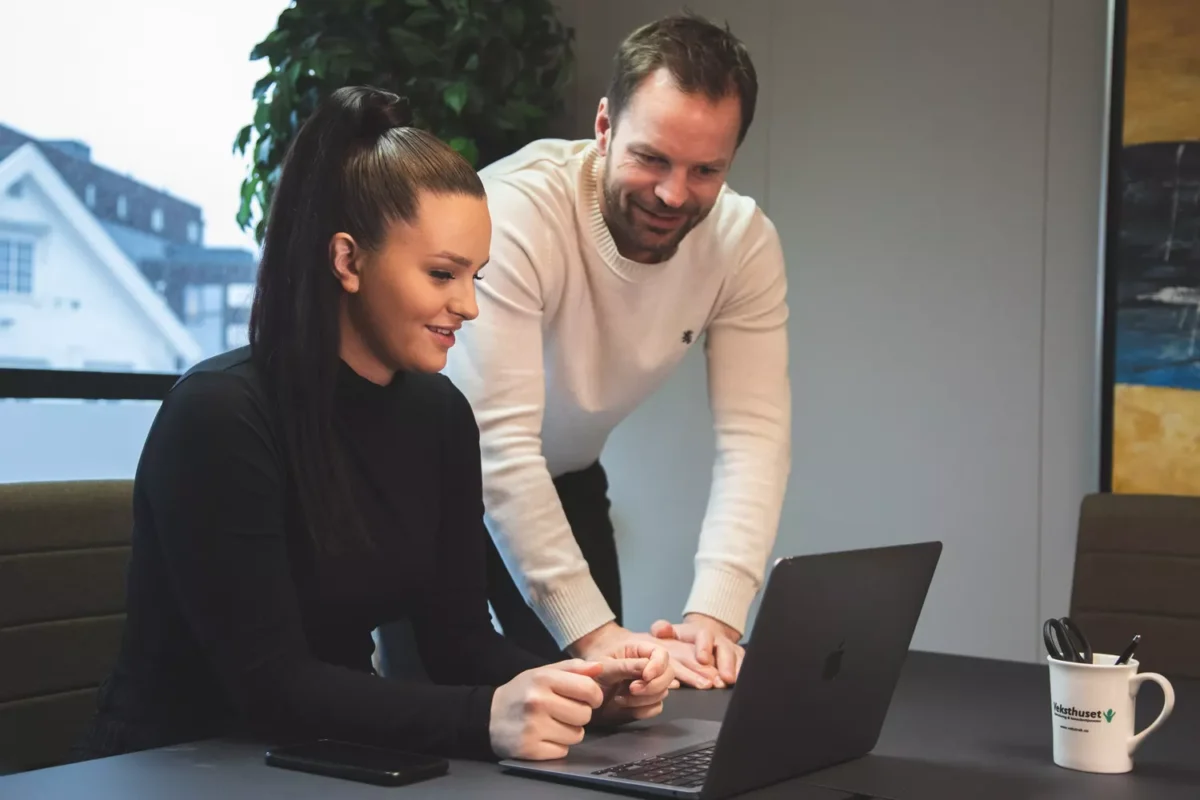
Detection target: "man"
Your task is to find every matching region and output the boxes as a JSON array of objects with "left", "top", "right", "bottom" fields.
[{"left": 443, "top": 12, "right": 790, "bottom": 690}]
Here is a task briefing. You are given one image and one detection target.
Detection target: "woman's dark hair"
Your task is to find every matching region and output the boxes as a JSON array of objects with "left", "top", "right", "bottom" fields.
[{"left": 248, "top": 85, "right": 484, "bottom": 550}]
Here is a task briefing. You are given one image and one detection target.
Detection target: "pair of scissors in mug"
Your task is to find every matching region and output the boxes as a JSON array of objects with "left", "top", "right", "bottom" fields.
[{"left": 1043, "top": 616, "right": 1094, "bottom": 663}]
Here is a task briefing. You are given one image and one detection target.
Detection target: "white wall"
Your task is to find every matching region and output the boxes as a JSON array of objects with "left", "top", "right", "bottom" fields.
[
  {"left": 0, "top": 174, "right": 180, "bottom": 371},
  {"left": 556, "top": 0, "right": 1109, "bottom": 662}
]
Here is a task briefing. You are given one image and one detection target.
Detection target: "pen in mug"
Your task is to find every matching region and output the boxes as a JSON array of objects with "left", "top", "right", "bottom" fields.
[{"left": 1114, "top": 634, "right": 1141, "bottom": 666}]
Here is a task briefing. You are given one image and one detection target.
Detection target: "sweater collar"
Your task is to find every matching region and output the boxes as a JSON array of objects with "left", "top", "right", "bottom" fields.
[
  {"left": 336, "top": 358, "right": 403, "bottom": 400},
  {"left": 581, "top": 143, "right": 676, "bottom": 283}
]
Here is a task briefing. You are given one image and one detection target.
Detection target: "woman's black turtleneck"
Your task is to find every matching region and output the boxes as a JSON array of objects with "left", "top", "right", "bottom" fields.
[{"left": 75, "top": 346, "right": 544, "bottom": 762}]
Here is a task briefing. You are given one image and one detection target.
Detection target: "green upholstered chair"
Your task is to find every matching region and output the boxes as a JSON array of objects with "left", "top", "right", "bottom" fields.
[{"left": 0, "top": 480, "right": 133, "bottom": 774}]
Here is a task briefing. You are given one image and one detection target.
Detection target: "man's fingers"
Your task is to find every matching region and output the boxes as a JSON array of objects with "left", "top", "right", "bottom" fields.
[
  {"left": 650, "top": 619, "right": 677, "bottom": 639},
  {"left": 668, "top": 646, "right": 720, "bottom": 687},
  {"left": 671, "top": 660, "right": 715, "bottom": 689},
  {"left": 715, "top": 639, "right": 740, "bottom": 686},
  {"left": 693, "top": 626, "right": 714, "bottom": 667}
]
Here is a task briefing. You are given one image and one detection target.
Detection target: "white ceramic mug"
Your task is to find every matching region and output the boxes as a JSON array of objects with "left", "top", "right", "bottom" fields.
[{"left": 1047, "top": 653, "right": 1175, "bottom": 773}]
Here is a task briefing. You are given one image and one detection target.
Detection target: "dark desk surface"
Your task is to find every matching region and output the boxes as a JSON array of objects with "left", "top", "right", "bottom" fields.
[{"left": 2, "top": 652, "right": 1197, "bottom": 800}]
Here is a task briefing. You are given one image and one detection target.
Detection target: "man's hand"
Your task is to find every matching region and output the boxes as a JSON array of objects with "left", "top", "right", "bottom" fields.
[
  {"left": 651, "top": 613, "right": 743, "bottom": 688},
  {"left": 591, "top": 641, "right": 675, "bottom": 725},
  {"left": 570, "top": 621, "right": 721, "bottom": 689}
]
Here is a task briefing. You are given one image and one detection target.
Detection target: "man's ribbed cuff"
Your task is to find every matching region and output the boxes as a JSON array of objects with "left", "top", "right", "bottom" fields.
[
  {"left": 534, "top": 572, "right": 616, "bottom": 650},
  {"left": 682, "top": 566, "right": 758, "bottom": 638}
]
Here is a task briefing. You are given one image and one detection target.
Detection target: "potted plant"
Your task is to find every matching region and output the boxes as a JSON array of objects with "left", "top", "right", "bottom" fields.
[{"left": 234, "top": 0, "right": 575, "bottom": 243}]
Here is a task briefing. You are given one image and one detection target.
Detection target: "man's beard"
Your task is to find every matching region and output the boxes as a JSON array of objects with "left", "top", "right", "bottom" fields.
[{"left": 601, "top": 162, "right": 707, "bottom": 263}]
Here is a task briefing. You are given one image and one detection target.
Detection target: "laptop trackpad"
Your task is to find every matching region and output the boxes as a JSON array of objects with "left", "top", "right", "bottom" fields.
[{"left": 562, "top": 718, "right": 722, "bottom": 771}]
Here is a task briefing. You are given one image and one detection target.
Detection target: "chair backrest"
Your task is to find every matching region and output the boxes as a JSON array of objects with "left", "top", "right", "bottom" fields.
[
  {"left": 0, "top": 480, "right": 133, "bottom": 774},
  {"left": 1069, "top": 493, "right": 1200, "bottom": 680}
]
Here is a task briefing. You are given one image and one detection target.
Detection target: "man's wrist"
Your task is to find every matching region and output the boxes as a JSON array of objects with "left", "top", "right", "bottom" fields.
[{"left": 567, "top": 620, "right": 623, "bottom": 658}]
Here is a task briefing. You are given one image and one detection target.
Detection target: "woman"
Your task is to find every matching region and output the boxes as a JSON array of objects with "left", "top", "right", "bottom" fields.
[{"left": 72, "top": 86, "right": 672, "bottom": 763}]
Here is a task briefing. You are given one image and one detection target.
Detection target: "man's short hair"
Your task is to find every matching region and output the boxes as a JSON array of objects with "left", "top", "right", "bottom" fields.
[{"left": 606, "top": 11, "right": 759, "bottom": 147}]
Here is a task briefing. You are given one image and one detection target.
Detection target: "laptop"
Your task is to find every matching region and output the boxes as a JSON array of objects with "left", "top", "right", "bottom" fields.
[{"left": 500, "top": 540, "right": 942, "bottom": 799}]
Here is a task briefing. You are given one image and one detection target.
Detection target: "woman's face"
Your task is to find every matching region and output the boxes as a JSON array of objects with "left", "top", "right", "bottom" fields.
[{"left": 333, "top": 190, "right": 491, "bottom": 380}]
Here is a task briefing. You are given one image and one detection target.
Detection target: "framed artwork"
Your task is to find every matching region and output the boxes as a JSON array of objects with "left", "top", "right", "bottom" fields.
[{"left": 1101, "top": 0, "right": 1200, "bottom": 494}]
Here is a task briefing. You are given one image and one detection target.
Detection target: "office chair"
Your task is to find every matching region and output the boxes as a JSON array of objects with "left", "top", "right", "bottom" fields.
[
  {"left": 1069, "top": 492, "right": 1200, "bottom": 680},
  {"left": 0, "top": 480, "right": 132, "bottom": 774}
]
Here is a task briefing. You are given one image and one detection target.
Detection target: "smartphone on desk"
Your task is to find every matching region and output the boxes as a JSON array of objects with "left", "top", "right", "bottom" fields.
[{"left": 265, "top": 739, "right": 449, "bottom": 786}]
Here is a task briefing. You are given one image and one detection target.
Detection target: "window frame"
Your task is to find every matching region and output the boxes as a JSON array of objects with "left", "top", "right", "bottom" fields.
[
  {"left": 0, "top": 367, "right": 177, "bottom": 400},
  {"left": 0, "top": 236, "right": 36, "bottom": 295}
]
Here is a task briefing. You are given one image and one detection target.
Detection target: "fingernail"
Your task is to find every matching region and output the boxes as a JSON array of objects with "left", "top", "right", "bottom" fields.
[{"left": 714, "top": 678, "right": 725, "bottom": 689}]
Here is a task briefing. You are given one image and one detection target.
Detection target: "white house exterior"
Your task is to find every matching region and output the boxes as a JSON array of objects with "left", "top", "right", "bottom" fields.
[{"left": 0, "top": 143, "right": 201, "bottom": 372}]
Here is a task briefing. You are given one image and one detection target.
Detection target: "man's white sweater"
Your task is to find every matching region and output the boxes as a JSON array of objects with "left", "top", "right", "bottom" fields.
[{"left": 443, "top": 138, "right": 791, "bottom": 648}]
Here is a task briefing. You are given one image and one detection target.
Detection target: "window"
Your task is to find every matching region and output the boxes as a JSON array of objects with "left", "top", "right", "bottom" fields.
[
  {"left": 0, "top": 239, "right": 34, "bottom": 294},
  {"left": 0, "top": 398, "right": 162, "bottom": 482},
  {"left": 225, "top": 323, "right": 250, "bottom": 348},
  {"left": 0, "top": 0, "right": 283, "bottom": 424},
  {"left": 226, "top": 281, "right": 254, "bottom": 309},
  {"left": 183, "top": 283, "right": 224, "bottom": 323},
  {"left": 182, "top": 282, "right": 226, "bottom": 356}
]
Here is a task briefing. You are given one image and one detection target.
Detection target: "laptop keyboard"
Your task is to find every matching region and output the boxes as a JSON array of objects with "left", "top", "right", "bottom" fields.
[{"left": 591, "top": 742, "right": 715, "bottom": 789}]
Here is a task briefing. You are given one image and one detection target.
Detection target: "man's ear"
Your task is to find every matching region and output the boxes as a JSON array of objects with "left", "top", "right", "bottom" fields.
[
  {"left": 329, "top": 232, "right": 362, "bottom": 293},
  {"left": 595, "top": 97, "right": 613, "bottom": 156}
]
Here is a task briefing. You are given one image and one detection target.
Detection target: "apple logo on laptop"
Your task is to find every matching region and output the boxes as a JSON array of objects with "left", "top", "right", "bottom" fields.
[{"left": 822, "top": 640, "right": 845, "bottom": 681}]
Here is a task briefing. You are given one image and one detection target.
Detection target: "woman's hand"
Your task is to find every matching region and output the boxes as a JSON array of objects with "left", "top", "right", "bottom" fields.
[
  {"left": 489, "top": 645, "right": 676, "bottom": 760},
  {"left": 489, "top": 659, "right": 607, "bottom": 760},
  {"left": 592, "top": 641, "right": 676, "bottom": 726}
]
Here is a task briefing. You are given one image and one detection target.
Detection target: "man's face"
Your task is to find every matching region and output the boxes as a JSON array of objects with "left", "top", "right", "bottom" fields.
[{"left": 596, "top": 67, "right": 741, "bottom": 263}]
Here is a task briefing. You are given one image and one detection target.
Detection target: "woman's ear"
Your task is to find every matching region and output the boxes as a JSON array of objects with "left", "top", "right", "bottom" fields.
[{"left": 330, "top": 233, "right": 363, "bottom": 293}]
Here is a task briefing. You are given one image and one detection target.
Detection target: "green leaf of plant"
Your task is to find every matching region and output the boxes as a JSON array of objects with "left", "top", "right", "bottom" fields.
[
  {"left": 233, "top": 124, "right": 253, "bottom": 155},
  {"left": 309, "top": 51, "right": 327, "bottom": 80},
  {"left": 443, "top": 82, "right": 468, "bottom": 114},
  {"left": 405, "top": 8, "right": 442, "bottom": 27},
  {"left": 515, "top": 100, "right": 545, "bottom": 119},
  {"left": 252, "top": 72, "right": 275, "bottom": 101},
  {"left": 239, "top": 0, "right": 572, "bottom": 233},
  {"left": 253, "top": 101, "right": 270, "bottom": 132},
  {"left": 449, "top": 136, "right": 479, "bottom": 166},
  {"left": 249, "top": 29, "right": 290, "bottom": 62},
  {"left": 502, "top": 6, "right": 525, "bottom": 35},
  {"left": 255, "top": 133, "right": 273, "bottom": 166},
  {"left": 388, "top": 26, "right": 439, "bottom": 66}
]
